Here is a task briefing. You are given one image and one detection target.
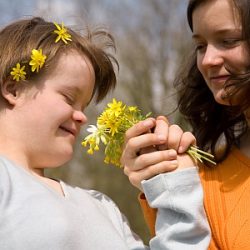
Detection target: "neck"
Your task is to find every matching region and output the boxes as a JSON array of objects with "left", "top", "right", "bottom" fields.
[{"left": 0, "top": 132, "right": 45, "bottom": 177}]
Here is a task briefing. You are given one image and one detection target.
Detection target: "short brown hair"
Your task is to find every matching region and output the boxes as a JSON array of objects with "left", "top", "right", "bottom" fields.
[{"left": 0, "top": 17, "right": 118, "bottom": 102}]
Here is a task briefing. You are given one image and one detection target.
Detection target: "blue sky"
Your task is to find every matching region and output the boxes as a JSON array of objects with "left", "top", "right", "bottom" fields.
[
  {"left": 0, "top": 0, "right": 188, "bottom": 27},
  {"left": 0, "top": 0, "right": 78, "bottom": 25}
]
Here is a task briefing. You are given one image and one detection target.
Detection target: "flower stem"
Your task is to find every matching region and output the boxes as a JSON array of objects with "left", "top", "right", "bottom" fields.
[{"left": 187, "top": 146, "right": 216, "bottom": 165}]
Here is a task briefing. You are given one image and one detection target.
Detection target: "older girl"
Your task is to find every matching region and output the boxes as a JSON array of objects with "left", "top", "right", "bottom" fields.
[{"left": 122, "top": 0, "right": 250, "bottom": 249}]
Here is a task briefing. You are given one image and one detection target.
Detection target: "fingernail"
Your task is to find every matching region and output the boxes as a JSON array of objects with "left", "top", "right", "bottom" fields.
[
  {"left": 143, "top": 120, "right": 153, "bottom": 127},
  {"left": 170, "top": 160, "right": 178, "bottom": 167},
  {"left": 169, "top": 150, "right": 177, "bottom": 157},
  {"left": 178, "top": 146, "right": 184, "bottom": 154}
]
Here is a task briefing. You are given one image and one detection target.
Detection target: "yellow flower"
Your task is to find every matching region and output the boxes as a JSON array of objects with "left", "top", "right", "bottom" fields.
[
  {"left": 128, "top": 106, "right": 138, "bottom": 112},
  {"left": 53, "top": 22, "right": 72, "bottom": 44},
  {"left": 107, "top": 98, "right": 125, "bottom": 117},
  {"left": 10, "top": 63, "right": 26, "bottom": 82},
  {"left": 29, "top": 49, "right": 47, "bottom": 73},
  {"left": 82, "top": 99, "right": 148, "bottom": 167},
  {"left": 105, "top": 119, "right": 122, "bottom": 136},
  {"left": 97, "top": 111, "right": 111, "bottom": 127},
  {"left": 87, "top": 148, "right": 94, "bottom": 155}
]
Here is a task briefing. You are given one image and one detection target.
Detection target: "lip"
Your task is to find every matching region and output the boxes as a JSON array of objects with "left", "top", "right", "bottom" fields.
[
  {"left": 59, "top": 126, "right": 77, "bottom": 137},
  {"left": 209, "top": 75, "right": 230, "bottom": 84}
]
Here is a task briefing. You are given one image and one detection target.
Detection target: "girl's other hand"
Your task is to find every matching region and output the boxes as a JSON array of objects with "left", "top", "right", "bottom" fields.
[
  {"left": 156, "top": 116, "right": 196, "bottom": 154},
  {"left": 121, "top": 118, "right": 178, "bottom": 191},
  {"left": 121, "top": 116, "right": 198, "bottom": 191}
]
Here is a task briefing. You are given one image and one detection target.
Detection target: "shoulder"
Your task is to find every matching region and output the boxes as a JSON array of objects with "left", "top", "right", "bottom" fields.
[
  {"left": 198, "top": 147, "right": 248, "bottom": 180},
  {"left": 0, "top": 156, "right": 15, "bottom": 184},
  {"left": 0, "top": 156, "right": 20, "bottom": 201},
  {"left": 84, "top": 189, "right": 126, "bottom": 225},
  {"left": 86, "top": 189, "right": 116, "bottom": 205},
  {"left": 64, "top": 185, "right": 126, "bottom": 228},
  {"left": 85, "top": 189, "right": 120, "bottom": 214},
  {"left": 62, "top": 183, "right": 120, "bottom": 214}
]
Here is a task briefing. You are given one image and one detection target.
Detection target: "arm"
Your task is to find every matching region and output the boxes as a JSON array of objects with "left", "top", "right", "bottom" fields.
[
  {"left": 121, "top": 117, "right": 211, "bottom": 249},
  {"left": 143, "top": 167, "right": 210, "bottom": 250}
]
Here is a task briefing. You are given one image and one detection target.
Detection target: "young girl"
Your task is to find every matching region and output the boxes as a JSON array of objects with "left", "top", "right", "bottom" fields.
[{"left": 122, "top": 0, "right": 250, "bottom": 249}]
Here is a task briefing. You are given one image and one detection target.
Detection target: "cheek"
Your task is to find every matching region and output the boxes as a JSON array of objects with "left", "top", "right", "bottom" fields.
[
  {"left": 229, "top": 47, "right": 250, "bottom": 73},
  {"left": 196, "top": 55, "right": 206, "bottom": 78}
]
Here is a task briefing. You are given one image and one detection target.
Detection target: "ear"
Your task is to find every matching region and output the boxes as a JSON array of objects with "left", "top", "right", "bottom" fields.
[{"left": 1, "top": 80, "right": 22, "bottom": 106}]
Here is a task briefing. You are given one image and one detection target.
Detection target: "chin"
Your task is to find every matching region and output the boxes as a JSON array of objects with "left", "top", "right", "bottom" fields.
[
  {"left": 213, "top": 91, "right": 230, "bottom": 106},
  {"left": 214, "top": 98, "right": 229, "bottom": 106},
  {"left": 60, "top": 149, "right": 74, "bottom": 163},
  {"left": 48, "top": 148, "right": 74, "bottom": 167}
]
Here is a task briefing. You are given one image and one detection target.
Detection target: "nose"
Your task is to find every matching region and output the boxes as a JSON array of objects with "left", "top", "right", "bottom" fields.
[
  {"left": 200, "top": 44, "right": 224, "bottom": 68},
  {"left": 72, "top": 110, "right": 87, "bottom": 125}
]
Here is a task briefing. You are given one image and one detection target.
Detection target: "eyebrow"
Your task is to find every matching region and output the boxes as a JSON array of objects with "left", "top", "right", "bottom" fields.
[
  {"left": 62, "top": 85, "right": 82, "bottom": 93},
  {"left": 192, "top": 28, "right": 242, "bottom": 40}
]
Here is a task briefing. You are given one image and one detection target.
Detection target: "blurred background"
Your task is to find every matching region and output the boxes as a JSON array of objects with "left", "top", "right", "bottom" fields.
[{"left": 0, "top": 0, "right": 192, "bottom": 243}]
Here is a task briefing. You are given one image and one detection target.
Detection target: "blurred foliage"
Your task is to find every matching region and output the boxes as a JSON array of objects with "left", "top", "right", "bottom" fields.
[{"left": 2, "top": 0, "right": 192, "bottom": 244}]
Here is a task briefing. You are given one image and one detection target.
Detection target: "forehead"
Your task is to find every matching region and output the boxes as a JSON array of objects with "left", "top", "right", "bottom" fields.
[
  {"left": 44, "top": 50, "right": 95, "bottom": 99},
  {"left": 192, "top": 0, "right": 241, "bottom": 34}
]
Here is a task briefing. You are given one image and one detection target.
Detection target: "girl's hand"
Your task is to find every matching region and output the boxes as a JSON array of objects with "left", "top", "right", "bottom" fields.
[
  {"left": 121, "top": 116, "right": 197, "bottom": 191},
  {"left": 121, "top": 118, "right": 178, "bottom": 191},
  {"left": 155, "top": 116, "right": 196, "bottom": 154},
  {"left": 155, "top": 116, "right": 197, "bottom": 170}
]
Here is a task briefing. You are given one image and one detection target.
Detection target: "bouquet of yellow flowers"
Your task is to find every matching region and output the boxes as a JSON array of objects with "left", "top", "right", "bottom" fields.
[{"left": 82, "top": 99, "right": 216, "bottom": 167}]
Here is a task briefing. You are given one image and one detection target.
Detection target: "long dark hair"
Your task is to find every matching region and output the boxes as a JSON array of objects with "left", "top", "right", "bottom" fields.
[{"left": 174, "top": 0, "right": 250, "bottom": 162}]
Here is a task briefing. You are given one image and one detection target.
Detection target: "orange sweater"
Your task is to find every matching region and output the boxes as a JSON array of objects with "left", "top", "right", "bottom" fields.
[{"left": 139, "top": 148, "right": 250, "bottom": 249}]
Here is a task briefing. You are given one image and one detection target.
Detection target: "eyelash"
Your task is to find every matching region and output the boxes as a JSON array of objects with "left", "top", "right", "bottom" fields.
[
  {"left": 63, "top": 94, "right": 75, "bottom": 105},
  {"left": 222, "top": 39, "right": 241, "bottom": 47},
  {"left": 195, "top": 44, "right": 206, "bottom": 52},
  {"left": 63, "top": 94, "right": 88, "bottom": 113}
]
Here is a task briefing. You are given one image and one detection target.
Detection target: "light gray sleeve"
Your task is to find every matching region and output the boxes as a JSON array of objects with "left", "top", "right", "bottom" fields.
[{"left": 142, "top": 167, "right": 211, "bottom": 250}]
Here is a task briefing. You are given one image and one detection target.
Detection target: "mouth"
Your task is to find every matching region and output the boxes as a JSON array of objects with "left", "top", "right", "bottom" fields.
[
  {"left": 59, "top": 126, "right": 77, "bottom": 137},
  {"left": 209, "top": 75, "right": 230, "bottom": 84}
]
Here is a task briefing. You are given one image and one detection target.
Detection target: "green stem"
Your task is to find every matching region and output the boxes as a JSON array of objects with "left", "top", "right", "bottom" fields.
[{"left": 187, "top": 146, "right": 216, "bottom": 165}]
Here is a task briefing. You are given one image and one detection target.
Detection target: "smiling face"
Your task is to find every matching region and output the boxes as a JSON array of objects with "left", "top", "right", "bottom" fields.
[
  {"left": 192, "top": 0, "right": 250, "bottom": 105},
  {"left": 16, "top": 50, "right": 95, "bottom": 168}
]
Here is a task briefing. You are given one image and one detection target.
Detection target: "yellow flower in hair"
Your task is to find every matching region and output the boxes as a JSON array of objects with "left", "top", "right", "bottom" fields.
[
  {"left": 10, "top": 63, "right": 26, "bottom": 82},
  {"left": 29, "top": 49, "right": 47, "bottom": 73},
  {"left": 53, "top": 22, "right": 72, "bottom": 44}
]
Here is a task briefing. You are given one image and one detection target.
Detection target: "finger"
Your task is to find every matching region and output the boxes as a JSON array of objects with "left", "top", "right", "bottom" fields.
[
  {"left": 124, "top": 118, "right": 156, "bottom": 144},
  {"left": 178, "top": 132, "right": 196, "bottom": 154},
  {"left": 140, "top": 146, "right": 157, "bottom": 154},
  {"left": 156, "top": 115, "right": 170, "bottom": 125},
  {"left": 123, "top": 132, "right": 167, "bottom": 159},
  {"left": 126, "top": 160, "right": 178, "bottom": 191},
  {"left": 167, "top": 124, "right": 183, "bottom": 150},
  {"left": 133, "top": 149, "right": 177, "bottom": 171},
  {"left": 154, "top": 118, "right": 169, "bottom": 150}
]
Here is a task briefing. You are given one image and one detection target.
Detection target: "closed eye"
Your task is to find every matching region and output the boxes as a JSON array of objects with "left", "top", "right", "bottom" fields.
[{"left": 63, "top": 94, "right": 75, "bottom": 105}]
